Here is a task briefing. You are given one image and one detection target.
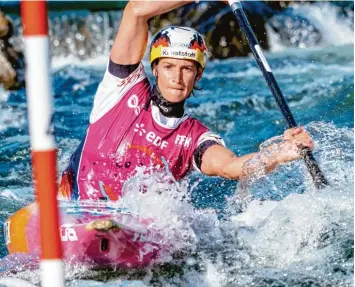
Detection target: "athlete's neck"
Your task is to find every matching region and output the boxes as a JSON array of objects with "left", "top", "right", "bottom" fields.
[{"left": 150, "top": 85, "right": 185, "bottom": 118}]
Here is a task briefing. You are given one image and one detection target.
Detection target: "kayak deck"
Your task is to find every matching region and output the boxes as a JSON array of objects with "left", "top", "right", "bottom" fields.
[{"left": 4, "top": 201, "right": 166, "bottom": 269}]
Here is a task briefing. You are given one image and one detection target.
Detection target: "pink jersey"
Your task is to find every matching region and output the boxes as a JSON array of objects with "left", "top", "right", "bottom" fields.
[{"left": 59, "top": 62, "right": 224, "bottom": 201}]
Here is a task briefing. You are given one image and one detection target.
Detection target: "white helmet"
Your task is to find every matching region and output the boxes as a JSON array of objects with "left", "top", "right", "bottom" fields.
[{"left": 150, "top": 26, "right": 208, "bottom": 68}]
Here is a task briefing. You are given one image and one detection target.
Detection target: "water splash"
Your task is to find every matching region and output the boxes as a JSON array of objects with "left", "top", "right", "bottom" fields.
[
  {"left": 121, "top": 171, "right": 207, "bottom": 262},
  {"left": 219, "top": 122, "right": 353, "bottom": 285},
  {"left": 223, "top": 184, "right": 353, "bottom": 286},
  {"left": 11, "top": 11, "right": 122, "bottom": 61},
  {"left": 0, "top": 33, "right": 352, "bottom": 286},
  {"left": 266, "top": 2, "right": 354, "bottom": 51},
  {"left": 229, "top": 122, "right": 353, "bottom": 201}
]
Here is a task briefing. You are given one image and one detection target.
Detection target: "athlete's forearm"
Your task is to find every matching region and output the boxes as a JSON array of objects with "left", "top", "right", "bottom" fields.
[
  {"left": 110, "top": 3, "right": 148, "bottom": 65},
  {"left": 219, "top": 144, "right": 287, "bottom": 180},
  {"left": 239, "top": 147, "right": 281, "bottom": 179},
  {"left": 202, "top": 129, "right": 312, "bottom": 181},
  {"left": 217, "top": 153, "right": 256, "bottom": 180},
  {"left": 201, "top": 145, "right": 270, "bottom": 180},
  {"left": 239, "top": 140, "right": 302, "bottom": 179}
]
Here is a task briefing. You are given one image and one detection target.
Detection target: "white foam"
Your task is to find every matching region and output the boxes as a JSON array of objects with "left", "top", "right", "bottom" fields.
[
  {"left": 203, "top": 61, "right": 353, "bottom": 81},
  {"left": 0, "top": 278, "right": 36, "bottom": 287},
  {"left": 231, "top": 185, "right": 353, "bottom": 268},
  {"left": 0, "top": 106, "right": 26, "bottom": 132},
  {"left": 0, "top": 87, "right": 9, "bottom": 103},
  {"left": 118, "top": 170, "right": 227, "bottom": 264},
  {"left": 51, "top": 54, "right": 151, "bottom": 72},
  {"left": 204, "top": 260, "right": 225, "bottom": 287},
  {"left": 57, "top": 138, "right": 81, "bottom": 175},
  {"left": 265, "top": 24, "right": 287, "bottom": 53},
  {"left": 0, "top": 190, "right": 19, "bottom": 200},
  {"left": 267, "top": 3, "right": 354, "bottom": 52},
  {"left": 294, "top": 3, "right": 354, "bottom": 46},
  {"left": 0, "top": 187, "right": 33, "bottom": 202},
  {"left": 51, "top": 54, "right": 108, "bottom": 72}
]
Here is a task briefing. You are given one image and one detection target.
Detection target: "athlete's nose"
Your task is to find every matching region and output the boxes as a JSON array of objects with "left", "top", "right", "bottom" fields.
[{"left": 172, "top": 67, "right": 183, "bottom": 84}]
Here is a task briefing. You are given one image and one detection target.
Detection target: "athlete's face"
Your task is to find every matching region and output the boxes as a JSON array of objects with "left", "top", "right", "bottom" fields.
[{"left": 153, "top": 58, "right": 203, "bottom": 103}]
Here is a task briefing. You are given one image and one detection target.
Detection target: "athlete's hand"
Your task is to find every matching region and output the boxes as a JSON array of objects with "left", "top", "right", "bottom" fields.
[
  {"left": 129, "top": 0, "right": 194, "bottom": 20},
  {"left": 284, "top": 127, "right": 314, "bottom": 149},
  {"left": 277, "top": 127, "right": 314, "bottom": 164}
]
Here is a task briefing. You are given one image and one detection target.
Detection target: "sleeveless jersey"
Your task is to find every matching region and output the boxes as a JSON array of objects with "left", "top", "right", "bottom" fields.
[{"left": 59, "top": 62, "right": 224, "bottom": 200}]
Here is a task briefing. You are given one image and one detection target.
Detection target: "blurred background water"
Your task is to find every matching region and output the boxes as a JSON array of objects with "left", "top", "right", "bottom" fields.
[{"left": 0, "top": 1, "right": 353, "bottom": 286}]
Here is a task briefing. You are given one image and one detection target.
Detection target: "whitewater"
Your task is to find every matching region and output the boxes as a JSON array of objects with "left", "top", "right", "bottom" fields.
[{"left": 0, "top": 2, "right": 353, "bottom": 286}]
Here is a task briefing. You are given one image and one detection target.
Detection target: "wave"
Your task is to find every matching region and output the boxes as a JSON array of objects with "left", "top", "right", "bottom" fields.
[
  {"left": 266, "top": 2, "right": 354, "bottom": 52},
  {"left": 204, "top": 61, "right": 353, "bottom": 81},
  {"left": 0, "top": 122, "right": 352, "bottom": 285}
]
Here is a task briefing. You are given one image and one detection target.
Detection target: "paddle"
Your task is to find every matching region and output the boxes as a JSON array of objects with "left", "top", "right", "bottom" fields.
[{"left": 227, "top": 0, "right": 328, "bottom": 189}]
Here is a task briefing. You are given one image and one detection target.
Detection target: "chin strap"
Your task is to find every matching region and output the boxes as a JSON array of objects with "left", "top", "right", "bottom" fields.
[{"left": 144, "top": 85, "right": 186, "bottom": 118}]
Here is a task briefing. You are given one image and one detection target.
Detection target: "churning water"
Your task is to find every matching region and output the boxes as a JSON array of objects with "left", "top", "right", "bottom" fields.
[{"left": 0, "top": 2, "right": 353, "bottom": 287}]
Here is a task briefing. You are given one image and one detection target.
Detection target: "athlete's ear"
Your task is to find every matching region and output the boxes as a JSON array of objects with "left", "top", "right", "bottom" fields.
[
  {"left": 153, "top": 69, "right": 158, "bottom": 77},
  {"left": 195, "top": 67, "right": 203, "bottom": 82}
]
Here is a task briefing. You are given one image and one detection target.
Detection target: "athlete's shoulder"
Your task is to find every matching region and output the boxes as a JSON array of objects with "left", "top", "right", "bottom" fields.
[
  {"left": 108, "top": 60, "right": 140, "bottom": 79},
  {"left": 183, "top": 116, "right": 209, "bottom": 131},
  {"left": 106, "top": 60, "right": 147, "bottom": 87},
  {"left": 90, "top": 60, "right": 150, "bottom": 124},
  {"left": 185, "top": 117, "right": 225, "bottom": 146}
]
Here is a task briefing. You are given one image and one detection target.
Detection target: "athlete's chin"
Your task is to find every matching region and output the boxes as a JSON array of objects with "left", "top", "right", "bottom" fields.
[{"left": 165, "top": 89, "right": 187, "bottom": 103}]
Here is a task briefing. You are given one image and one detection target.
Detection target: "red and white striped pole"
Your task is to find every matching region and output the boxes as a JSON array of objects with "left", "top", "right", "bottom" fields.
[{"left": 20, "top": 1, "right": 65, "bottom": 286}]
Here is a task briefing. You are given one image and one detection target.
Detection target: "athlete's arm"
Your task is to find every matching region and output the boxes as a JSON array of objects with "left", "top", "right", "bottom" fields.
[
  {"left": 111, "top": 0, "right": 194, "bottom": 65},
  {"left": 200, "top": 127, "right": 314, "bottom": 180}
]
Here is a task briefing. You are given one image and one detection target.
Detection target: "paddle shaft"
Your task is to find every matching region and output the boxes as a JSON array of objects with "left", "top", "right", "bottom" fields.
[{"left": 228, "top": 1, "right": 328, "bottom": 189}]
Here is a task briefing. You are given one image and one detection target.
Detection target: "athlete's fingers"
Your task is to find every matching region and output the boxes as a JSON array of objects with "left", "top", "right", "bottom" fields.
[
  {"left": 284, "top": 127, "right": 301, "bottom": 140},
  {"left": 293, "top": 138, "right": 314, "bottom": 150},
  {"left": 284, "top": 127, "right": 311, "bottom": 142},
  {"left": 291, "top": 127, "right": 303, "bottom": 136}
]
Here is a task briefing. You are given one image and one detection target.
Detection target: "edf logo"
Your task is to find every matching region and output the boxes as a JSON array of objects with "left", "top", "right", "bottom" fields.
[{"left": 175, "top": 135, "right": 192, "bottom": 148}]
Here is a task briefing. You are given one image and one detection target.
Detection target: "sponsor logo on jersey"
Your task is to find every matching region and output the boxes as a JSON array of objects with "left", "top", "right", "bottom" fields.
[
  {"left": 134, "top": 123, "right": 146, "bottom": 136},
  {"left": 175, "top": 135, "right": 192, "bottom": 148},
  {"left": 134, "top": 124, "right": 168, "bottom": 149},
  {"left": 127, "top": 94, "right": 140, "bottom": 115}
]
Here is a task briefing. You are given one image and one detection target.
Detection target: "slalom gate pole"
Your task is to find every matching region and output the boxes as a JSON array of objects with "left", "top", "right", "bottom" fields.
[
  {"left": 20, "top": 1, "right": 65, "bottom": 286},
  {"left": 228, "top": 0, "right": 328, "bottom": 189}
]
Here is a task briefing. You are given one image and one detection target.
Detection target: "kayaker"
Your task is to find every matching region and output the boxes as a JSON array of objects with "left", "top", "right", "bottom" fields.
[{"left": 59, "top": 1, "right": 314, "bottom": 201}]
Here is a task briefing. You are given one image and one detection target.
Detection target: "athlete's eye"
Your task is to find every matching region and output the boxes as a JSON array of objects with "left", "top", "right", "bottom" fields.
[{"left": 164, "top": 65, "right": 172, "bottom": 70}]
